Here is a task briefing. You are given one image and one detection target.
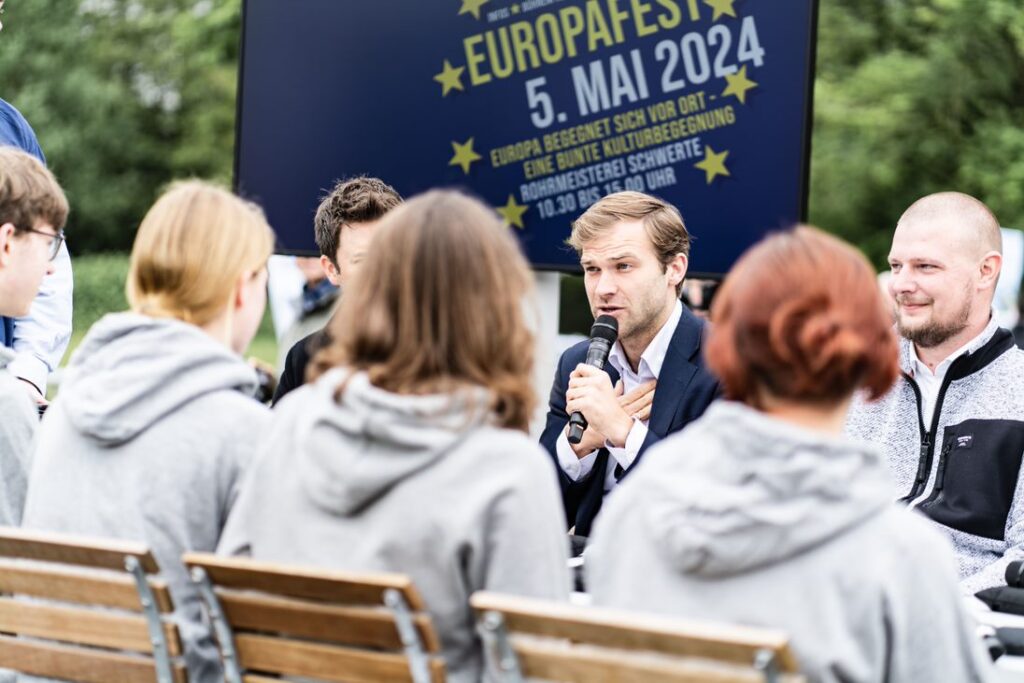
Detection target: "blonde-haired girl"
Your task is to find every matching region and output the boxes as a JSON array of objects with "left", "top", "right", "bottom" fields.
[{"left": 23, "top": 180, "right": 275, "bottom": 683}]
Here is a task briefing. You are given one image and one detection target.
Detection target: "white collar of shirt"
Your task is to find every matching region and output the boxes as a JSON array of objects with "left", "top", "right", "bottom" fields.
[
  {"left": 910, "top": 314, "right": 999, "bottom": 381},
  {"left": 607, "top": 300, "right": 682, "bottom": 382}
]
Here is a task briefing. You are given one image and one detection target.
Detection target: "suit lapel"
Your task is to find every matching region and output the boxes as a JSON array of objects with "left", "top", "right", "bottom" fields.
[
  {"left": 647, "top": 307, "right": 703, "bottom": 438},
  {"left": 605, "top": 364, "right": 621, "bottom": 387}
]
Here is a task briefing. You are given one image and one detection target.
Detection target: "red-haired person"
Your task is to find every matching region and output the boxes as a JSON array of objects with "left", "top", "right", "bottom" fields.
[{"left": 587, "top": 227, "right": 993, "bottom": 682}]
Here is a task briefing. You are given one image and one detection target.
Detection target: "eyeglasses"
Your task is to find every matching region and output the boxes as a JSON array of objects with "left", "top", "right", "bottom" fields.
[{"left": 20, "top": 226, "right": 66, "bottom": 261}]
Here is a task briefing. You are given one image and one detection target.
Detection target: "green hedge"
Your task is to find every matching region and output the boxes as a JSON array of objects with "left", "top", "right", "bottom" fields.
[
  {"left": 71, "top": 252, "right": 131, "bottom": 334},
  {"left": 68, "top": 251, "right": 278, "bottom": 368}
]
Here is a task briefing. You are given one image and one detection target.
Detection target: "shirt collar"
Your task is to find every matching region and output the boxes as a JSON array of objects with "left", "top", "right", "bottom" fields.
[
  {"left": 608, "top": 300, "right": 682, "bottom": 379},
  {"left": 910, "top": 314, "right": 1000, "bottom": 379}
]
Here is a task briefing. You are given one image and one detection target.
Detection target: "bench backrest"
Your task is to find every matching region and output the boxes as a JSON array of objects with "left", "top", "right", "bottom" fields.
[
  {"left": 184, "top": 552, "right": 446, "bottom": 683},
  {"left": 471, "top": 591, "right": 805, "bottom": 683},
  {"left": 0, "top": 526, "right": 185, "bottom": 683}
]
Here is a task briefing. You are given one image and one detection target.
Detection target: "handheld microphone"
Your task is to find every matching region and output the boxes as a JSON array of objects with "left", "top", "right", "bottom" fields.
[{"left": 567, "top": 315, "right": 619, "bottom": 445}]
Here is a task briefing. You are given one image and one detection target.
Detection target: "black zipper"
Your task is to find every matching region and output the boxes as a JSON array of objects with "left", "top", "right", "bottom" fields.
[
  {"left": 895, "top": 328, "right": 1015, "bottom": 504},
  {"left": 898, "top": 374, "right": 930, "bottom": 503},
  {"left": 919, "top": 438, "right": 955, "bottom": 508},
  {"left": 898, "top": 369, "right": 957, "bottom": 504}
]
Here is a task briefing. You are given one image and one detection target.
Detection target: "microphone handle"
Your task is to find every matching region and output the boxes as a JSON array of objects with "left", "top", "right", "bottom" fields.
[{"left": 567, "top": 338, "right": 614, "bottom": 444}]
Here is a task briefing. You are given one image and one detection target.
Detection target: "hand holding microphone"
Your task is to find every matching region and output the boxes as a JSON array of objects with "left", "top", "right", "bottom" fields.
[{"left": 565, "top": 316, "right": 639, "bottom": 454}]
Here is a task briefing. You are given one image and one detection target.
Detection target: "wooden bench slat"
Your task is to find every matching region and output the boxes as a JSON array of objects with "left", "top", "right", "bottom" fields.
[
  {"left": 184, "top": 552, "right": 425, "bottom": 610},
  {"left": 235, "top": 632, "right": 445, "bottom": 683},
  {"left": 471, "top": 592, "right": 799, "bottom": 673},
  {"left": 218, "top": 588, "right": 442, "bottom": 653},
  {"left": 0, "top": 634, "right": 187, "bottom": 683},
  {"left": 514, "top": 638, "right": 806, "bottom": 683},
  {"left": 0, "top": 558, "right": 175, "bottom": 613},
  {"left": 0, "top": 597, "right": 182, "bottom": 656},
  {"left": 0, "top": 528, "right": 158, "bottom": 573}
]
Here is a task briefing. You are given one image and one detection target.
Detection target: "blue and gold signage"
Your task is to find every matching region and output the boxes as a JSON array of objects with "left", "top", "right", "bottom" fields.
[{"left": 237, "top": 0, "right": 818, "bottom": 273}]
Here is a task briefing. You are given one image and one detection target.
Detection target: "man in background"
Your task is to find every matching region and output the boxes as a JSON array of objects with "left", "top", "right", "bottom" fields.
[
  {"left": 272, "top": 177, "right": 401, "bottom": 404},
  {"left": 848, "top": 191, "right": 1024, "bottom": 594}
]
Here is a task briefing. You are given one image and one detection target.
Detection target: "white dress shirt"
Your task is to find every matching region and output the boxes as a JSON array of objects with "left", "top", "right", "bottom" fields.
[
  {"left": 909, "top": 318, "right": 997, "bottom": 429},
  {"left": 8, "top": 242, "right": 73, "bottom": 393},
  {"left": 556, "top": 301, "right": 682, "bottom": 492}
]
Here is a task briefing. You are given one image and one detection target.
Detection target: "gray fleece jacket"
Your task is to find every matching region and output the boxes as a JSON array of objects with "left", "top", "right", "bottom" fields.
[
  {"left": 587, "top": 401, "right": 994, "bottom": 683},
  {"left": 219, "top": 368, "right": 572, "bottom": 683},
  {"left": 847, "top": 319, "right": 1024, "bottom": 595},
  {"left": 0, "top": 347, "right": 33, "bottom": 526},
  {"left": 21, "top": 313, "right": 270, "bottom": 683}
]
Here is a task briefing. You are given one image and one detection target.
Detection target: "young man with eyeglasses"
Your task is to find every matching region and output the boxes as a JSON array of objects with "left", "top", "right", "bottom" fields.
[{"left": 0, "top": 147, "right": 68, "bottom": 525}]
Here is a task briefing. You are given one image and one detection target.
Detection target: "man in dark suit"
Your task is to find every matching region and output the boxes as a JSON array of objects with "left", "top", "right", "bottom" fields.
[
  {"left": 540, "top": 191, "right": 719, "bottom": 538},
  {"left": 272, "top": 177, "right": 402, "bottom": 405}
]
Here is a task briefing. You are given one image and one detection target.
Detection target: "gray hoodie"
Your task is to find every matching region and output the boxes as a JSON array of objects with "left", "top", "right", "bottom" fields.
[
  {"left": 0, "top": 347, "right": 33, "bottom": 526},
  {"left": 219, "top": 368, "right": 572, "bottom": 682},
  {"left": 587, "top": 401, "right": 994, "bottom": 683},
  {"left": 21, "top": 313, "right": 270, "bottom": 683}
]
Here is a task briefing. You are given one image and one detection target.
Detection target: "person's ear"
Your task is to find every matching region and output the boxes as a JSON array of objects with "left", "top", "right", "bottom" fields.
[
  {"left": 320, "top": 254, "right": 341, "bottom": 286},
  {"left": 667, "top": 252, "right": 688, "bottom": 290},
  {"left": 0, "top": 223, "right": 17, "bottom": 268},
  {"left": 978, "top": 251, "right": 1002, "bottom": 291}
]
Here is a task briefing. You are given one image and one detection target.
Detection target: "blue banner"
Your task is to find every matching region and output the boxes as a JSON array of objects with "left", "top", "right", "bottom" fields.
[{"left": 237, "top": 0, "right": 818, "bottom": 274}]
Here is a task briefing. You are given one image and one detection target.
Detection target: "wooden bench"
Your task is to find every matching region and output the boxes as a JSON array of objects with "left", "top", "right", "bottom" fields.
[
  {"left": 183, "top": 552, "right": 446, "bottom": 683},
  {"left": 0, "top": 527, "right": 185, "bottom": 683},
  {"left": 471, "top": 591, "right": 805, "bottom": 683}
]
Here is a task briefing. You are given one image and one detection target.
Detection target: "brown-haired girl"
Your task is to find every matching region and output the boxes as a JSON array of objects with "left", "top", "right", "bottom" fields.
[{"left": 219, "top": 190, "right": 570, "bottom": 682}]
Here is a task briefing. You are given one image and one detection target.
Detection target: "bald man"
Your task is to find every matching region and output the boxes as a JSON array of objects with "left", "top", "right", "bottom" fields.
[{"left": 848, "top": 191, "right": 1024, "bottom": 594}]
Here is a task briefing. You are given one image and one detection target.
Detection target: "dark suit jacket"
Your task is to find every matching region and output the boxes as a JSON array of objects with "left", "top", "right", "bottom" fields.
[
  {"left": 539, "top": 306, "right": 719, "bottom": 537},
  {"left": 271, "top": 327, "right": 332, "bottom": 406}
]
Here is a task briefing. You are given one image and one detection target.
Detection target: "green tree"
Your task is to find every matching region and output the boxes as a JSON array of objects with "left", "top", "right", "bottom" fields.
[
  {"left": 0, "top": 0, "right": 241, "bottom": 253},
  {"left": 810, "top": 0, "right": 1024, "bottom": 266}
]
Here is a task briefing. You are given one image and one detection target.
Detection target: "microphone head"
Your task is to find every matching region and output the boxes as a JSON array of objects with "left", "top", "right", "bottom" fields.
[{"left": 590, "top": 315, "right": 618, "bottom": 343}]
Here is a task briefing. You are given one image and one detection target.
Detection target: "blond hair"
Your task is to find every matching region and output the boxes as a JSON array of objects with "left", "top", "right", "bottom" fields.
[
  {"left": 127, "top": 180, "right": 275, "bottom": 325},
  {"left": 0, "top": 147, "right": 68, "bottom": 231},
  {"left": 569, "top": 191, "right": 690, "bottom": 295},
  {"left": 311, "top": 190, "right": 537, "bottom": 431}
]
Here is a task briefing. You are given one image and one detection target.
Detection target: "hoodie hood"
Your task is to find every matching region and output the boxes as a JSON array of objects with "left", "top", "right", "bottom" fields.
[
  {"left": 294, "top": 369, "right": 493, "bottom": 516},
  {"left": 59, "top": 313, "right": 258, "bottom": 445},
  {"left": 644, "top": 401, "right": 893, "bottom": 578}
]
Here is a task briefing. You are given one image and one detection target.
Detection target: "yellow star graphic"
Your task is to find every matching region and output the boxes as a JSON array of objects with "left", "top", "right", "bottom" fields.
[
  {"left": 458, "top": 0, "right": 489, "bottom": 20},
  {"left": 449, "top": 138, "right": 482, "bottom": 175},
  {"left": 703, "top": 0, "right": 737, "bottom": 21},
  {"left": 695, "top": 146, "right": 730, "bottom": 184},
  {"left": 433, "top": 60, "right": 465, "bottom": 97},
  {"left": 722, "top": 66, "right": 758, "bottom": 104},
  {"left": 497, "top": 194, "right": 529, "bottom": 229}
]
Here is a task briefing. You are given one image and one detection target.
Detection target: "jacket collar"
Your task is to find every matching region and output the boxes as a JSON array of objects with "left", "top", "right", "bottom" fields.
[{"left": 898, "top": 316, "right": 1014, "bottom": 382}]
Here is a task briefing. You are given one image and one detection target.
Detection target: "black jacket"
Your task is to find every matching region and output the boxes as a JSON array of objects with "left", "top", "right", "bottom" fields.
[{"left": 271, "top": 327, "right": 332, "bottom": 406}]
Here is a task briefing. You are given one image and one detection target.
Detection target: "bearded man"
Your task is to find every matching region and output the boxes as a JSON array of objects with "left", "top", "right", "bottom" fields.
[{"left": 847, "top": 191, "right": 1024, "bottom": 594}]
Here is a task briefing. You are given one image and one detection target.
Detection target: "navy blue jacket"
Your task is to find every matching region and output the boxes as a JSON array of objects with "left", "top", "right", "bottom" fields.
[{"left": 539, "top": 306, "right": 719, "bottom": 537}]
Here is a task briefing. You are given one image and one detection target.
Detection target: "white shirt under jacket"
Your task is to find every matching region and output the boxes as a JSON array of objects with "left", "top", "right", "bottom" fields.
[
  {"left": 910, "top": 320, "right": 993, "bottom": 430},
  {"left": 555, "top": 301, "right": 682, "bottom": 493}
]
